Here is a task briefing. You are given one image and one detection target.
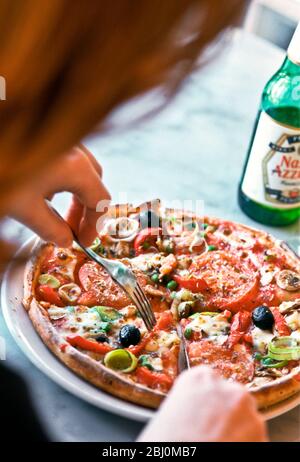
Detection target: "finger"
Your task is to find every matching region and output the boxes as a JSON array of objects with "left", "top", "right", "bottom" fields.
[
  {"left": 58, "top": 148, "right": 98, "bottom": 235},
  {"left": 65, "top": 195, "right": 83, "bottom": 237},
  {"left": 78, "top": 177, "right": 111, "bottom": 246},
  {"left": 78, "top": 200, "right": 110, "bottom": 247},
  {"left": 14, "top": 199, "right": 73, "bottom": 247},
  {"left": 42, "top": 147, "right": 111, "bottom": 246},
  {"left": 66, "top": 191, "right": 110, "bottom": 246},
  {"left": 62, "top": 158, "right": 111, "bottom": 245},
  {"left": 78, "top": 143, "right": 103, "bottom": 178},
  {"left": 66, "top": 173, "right": 111, "bottom": 246}
]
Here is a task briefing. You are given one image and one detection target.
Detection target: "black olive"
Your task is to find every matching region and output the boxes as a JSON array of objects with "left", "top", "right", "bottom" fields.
[
  {"left": 252, "top": 306, "right": 274, "bottom": 330},
  {"left": 95, "top": 334, "right": 108, "bottom": 343},
  {"left": 119, "top": 325, "right": 141, "bottom": 347},
  {"left": 138, "top": 210, "right": 161, "bottom": 229}
]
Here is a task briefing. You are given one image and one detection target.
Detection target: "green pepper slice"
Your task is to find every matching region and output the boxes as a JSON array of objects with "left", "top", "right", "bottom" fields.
[
  {"left": 94, "top": 306, "right": 123, "bottom": 322},
  {"left": 38, "top": 274, "right": 60, "bottom": 288}
]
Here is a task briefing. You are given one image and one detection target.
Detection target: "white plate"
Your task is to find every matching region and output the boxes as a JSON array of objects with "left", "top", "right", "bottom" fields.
[{"left": 2, "top": 237, "right": 300, "bottom": 422}]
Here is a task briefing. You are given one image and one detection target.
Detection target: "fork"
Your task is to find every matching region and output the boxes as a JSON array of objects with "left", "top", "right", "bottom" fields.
[
  {"left": 47, "top": 202, "right": 156, "bottom": 331},
  {"left": 73, "top": 235, "right": 156, "bottom": 331},
  {"left": 176, "top": 324, "right": 190, "bottom": 372}
]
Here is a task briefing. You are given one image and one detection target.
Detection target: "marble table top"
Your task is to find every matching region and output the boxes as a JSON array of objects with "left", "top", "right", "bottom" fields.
[{"left": 1, "top": 28, "right": 299, "bottom": 442}]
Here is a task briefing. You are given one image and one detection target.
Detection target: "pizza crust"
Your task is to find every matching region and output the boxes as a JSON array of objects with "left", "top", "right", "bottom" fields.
[
  {"left": 250, "top": 370, "right": 300, "bottom": 409},
  {"left": 22, "top": 206, "right": 300, "bottom": 410},
  {"left": 23, "top": 238, "right": 46, "bottom": 311}
]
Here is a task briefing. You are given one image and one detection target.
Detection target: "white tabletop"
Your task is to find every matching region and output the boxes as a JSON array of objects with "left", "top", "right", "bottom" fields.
[{"left": 0, "top": 28, "right": 299, "bottom": 442}]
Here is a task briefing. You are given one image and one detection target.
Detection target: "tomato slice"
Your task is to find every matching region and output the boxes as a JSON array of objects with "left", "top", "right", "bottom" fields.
[
  {"left": 186, "top": 251, "right": 259, "bottom": 312},
  {"left": 78, "top": 262, "right": 130, "bottom": 308},
  {"left": 188, "top": 340, "right": 254, "bottom": 384},
  {"left": 136, "top": 366, "right": 173, "bottom": 392},
  {"left": 37, "top": 285, "right": 63, "bottom": 306}
]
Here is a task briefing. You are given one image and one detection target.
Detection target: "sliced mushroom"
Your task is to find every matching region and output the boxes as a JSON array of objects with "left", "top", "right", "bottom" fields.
[
  {"left": 276, "top": 270, "right": 300, "bottom": 292},
  {"left": 48, "top": 306, "right": 69, "bottom": 320},
  {"left": 279, "top": 298, "right": 300, "bottom": 314},
  {"left": 58, "top": 283, "right": 81, "bottom": 303},
  {"left": 255, "top": 368, "right": 283, "bottom": 379}
]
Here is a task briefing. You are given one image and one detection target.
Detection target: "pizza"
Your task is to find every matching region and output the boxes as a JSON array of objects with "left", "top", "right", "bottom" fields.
[{"left": 23, "top": 201, "right": 300, "bottom": 409}]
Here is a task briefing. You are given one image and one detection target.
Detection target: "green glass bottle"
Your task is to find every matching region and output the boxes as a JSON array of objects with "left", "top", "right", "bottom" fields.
[{"left": 239, "top": 23, "right": 300, "bottom": 226}]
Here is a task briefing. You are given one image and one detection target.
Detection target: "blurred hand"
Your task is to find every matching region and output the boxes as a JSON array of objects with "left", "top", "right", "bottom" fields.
[
  {"left": 7, "top": 145, "right": 111, "bottom": 247},
  {"left": 138, "top": 366, "right": 268, "bottom": 442}
]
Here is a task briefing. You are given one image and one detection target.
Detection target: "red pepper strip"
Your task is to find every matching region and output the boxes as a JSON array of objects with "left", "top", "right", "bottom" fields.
[
  {"left": 243, "top": 333, "right": 253, "bottom": 345},
  {"left": 173, "top": 274, "right": 208, "bottom": 293},
  {"left": 128, "top": 334, "right": 153, "bottom": 356},
  {"left": 136, "top": 366, "right": 173, "bottom": 391},
  {"left": 227, "top": 311, "right": 252, "bottom": 348},
  {"left": 37, "top": 284, "right": 63, "bottom": 306},
  {"left": 134, "top": 227, "right": 162, "bottom": 255},
  {"left": 128, "top": 311, "right": 175, "bottom": 355},
  {"left": 271, "top": 307, "right": 291, "bottom": 337},
  {"left": 67, "top": 335, "right": 113, "bottom": 354}
]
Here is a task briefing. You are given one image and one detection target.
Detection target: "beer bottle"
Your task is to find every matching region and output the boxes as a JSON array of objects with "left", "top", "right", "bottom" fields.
[{"left": 239, "top": 23, "right": 300, "bottom": 226}]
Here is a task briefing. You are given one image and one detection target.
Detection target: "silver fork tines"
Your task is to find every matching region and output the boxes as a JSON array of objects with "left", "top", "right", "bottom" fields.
[
  {"left": 130, "top": 282, "right": 156, "bottom": 331},
  {"left": 46, "top": 202, "right": 156, "bottom": 331},
  {"left": 74, "top": 237, "right": 156, "bottom": 331}
]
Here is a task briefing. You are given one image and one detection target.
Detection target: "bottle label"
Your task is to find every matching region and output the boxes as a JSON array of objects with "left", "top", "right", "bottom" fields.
[{"left": 241, "top": 111, "right": 300, "bottom": 209}]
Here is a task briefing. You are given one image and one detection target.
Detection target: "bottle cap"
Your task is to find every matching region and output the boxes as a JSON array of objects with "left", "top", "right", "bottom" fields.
[{"left": 288, "top": 22, "right": 300, "bottom": 65}]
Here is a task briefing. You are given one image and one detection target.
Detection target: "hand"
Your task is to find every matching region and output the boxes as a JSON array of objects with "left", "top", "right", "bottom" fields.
[
  {"left": 138, "top": 366, "right": 267, "bottom": 442},
  {"left": 7, "top": 145, "right": 111, "bottom": 247}
]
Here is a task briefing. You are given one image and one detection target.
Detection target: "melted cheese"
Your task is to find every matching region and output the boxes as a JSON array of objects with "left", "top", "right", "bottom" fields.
[
  {"left": 157, "top": 331, "right": 180, "bottom": 348},
  {"left": 260, "top": 264, "right": 279, "bottom": 287},
  {"left": 286, "top": 311, "right": 300, "bottom": 331},
  {"left": 74, "top": 310, "right": 101, "bottom": 331},
  {"left": 130, "top": 253, "right": 162, "bottom": 272},
  {"left": 147, "top": 356, "right": 163, "bottom": 372},
  {"left": 251, "top": 327, "right": 274, "bottom": 354},
  {"left": 48, "top": 306, "right": 104, "bottom": 336},
  {"left": 187, "top": 313, "right": 230, "bottom": 344},
  {"left": 291, "top": 330, "right": 300, "bottom": 342},
  {"left": 53, "top": 248, "right": 77, "bottom": 281}
]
